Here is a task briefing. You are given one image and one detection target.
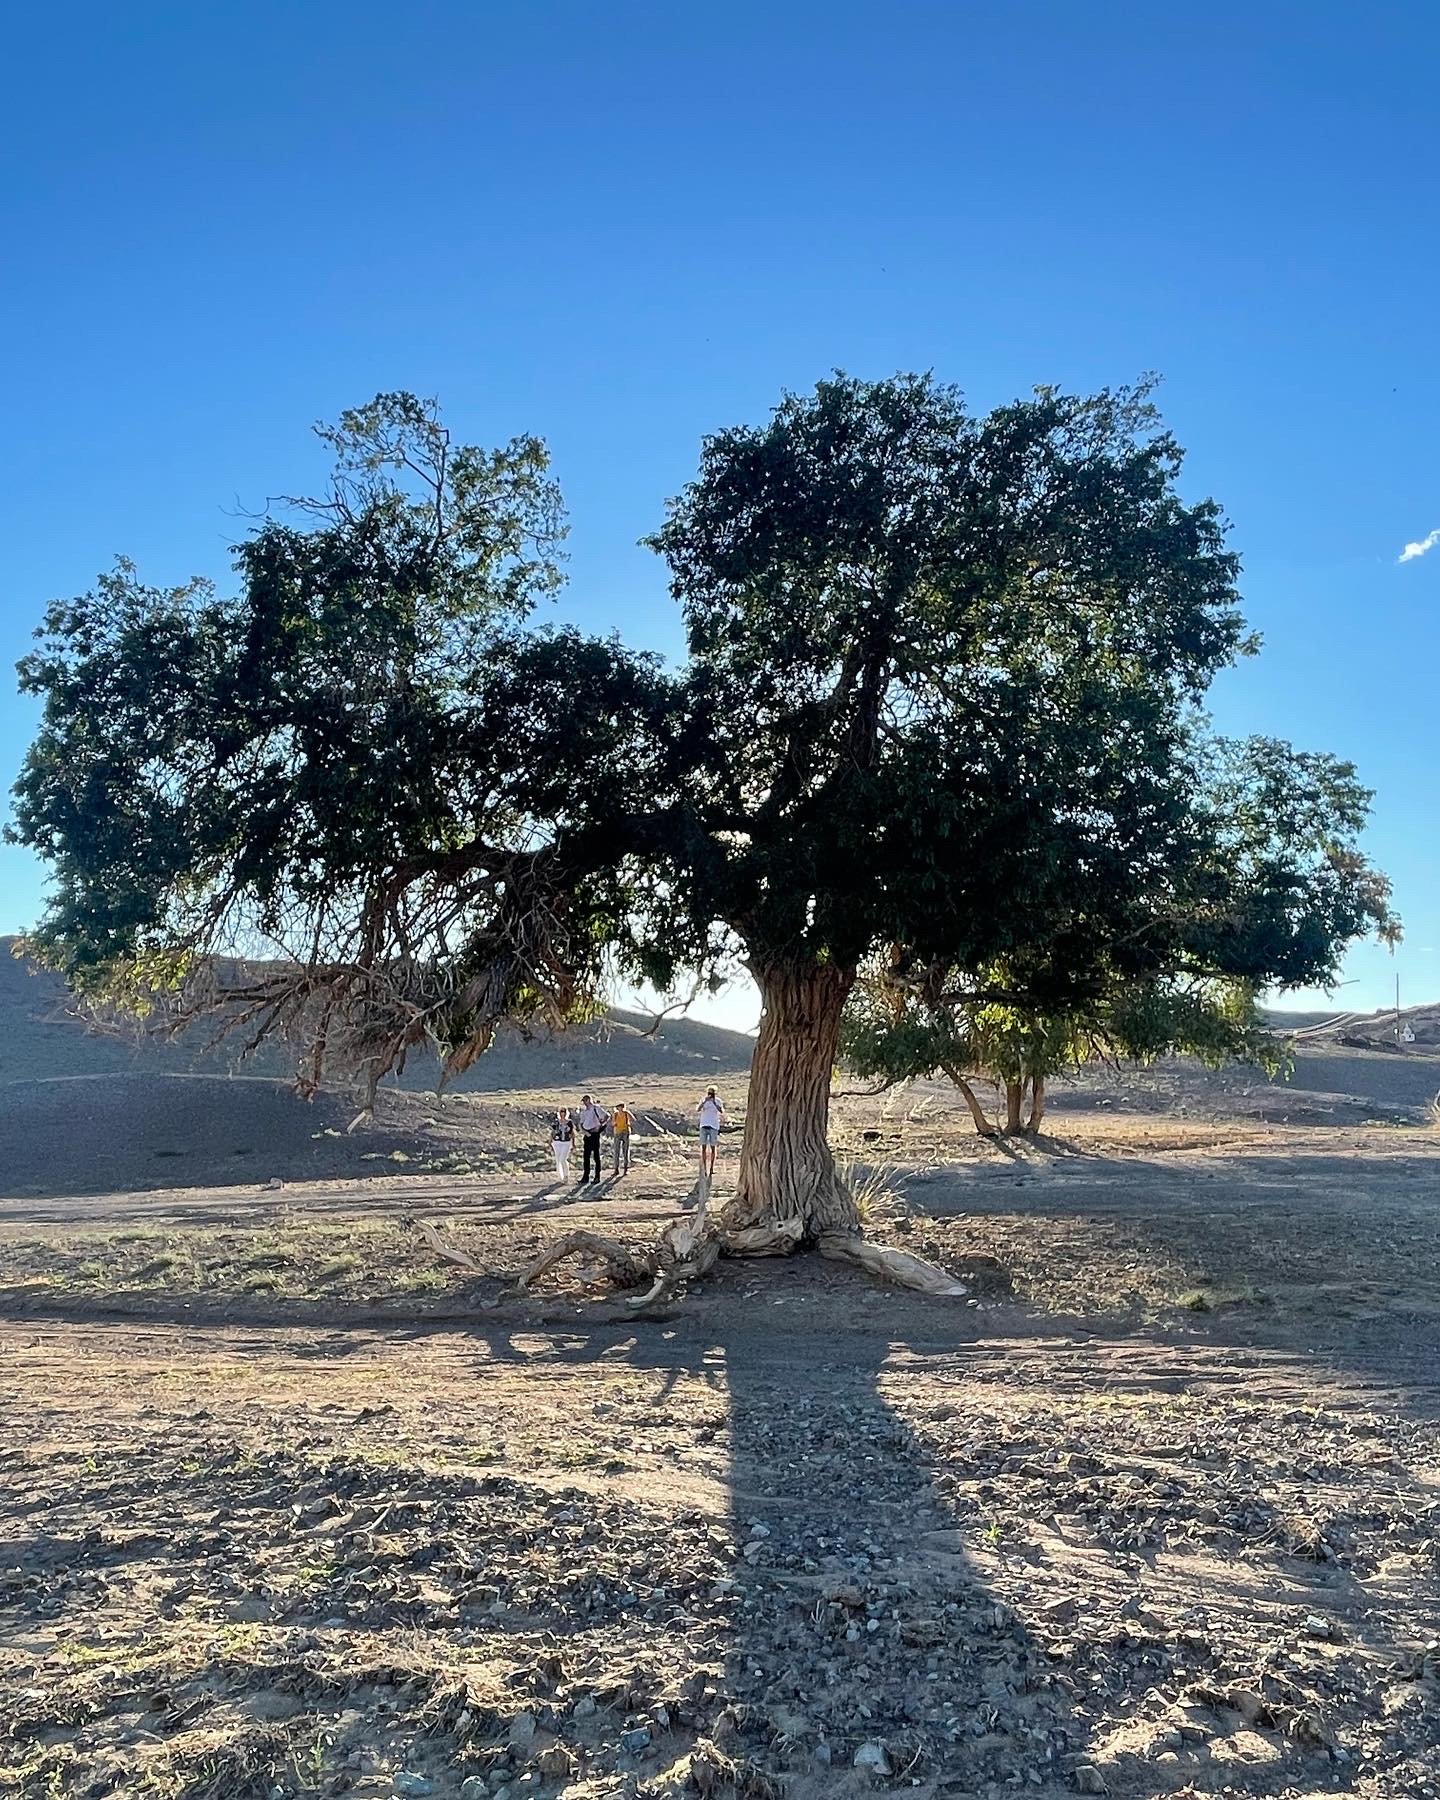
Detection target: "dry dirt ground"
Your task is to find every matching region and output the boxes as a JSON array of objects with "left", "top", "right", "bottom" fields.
[{"left": 3, "top": 1081, "right": 1440, "bottom": 1800}]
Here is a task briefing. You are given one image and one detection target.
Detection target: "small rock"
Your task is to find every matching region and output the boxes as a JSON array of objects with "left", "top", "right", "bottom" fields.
[
  {"left": 459, "top": 1780, "right": 488, "bottom": 1800},
  {"left": 812, "top": 1742, "right": 833, "bottom": 1769},
  {"left": 571, "top": 1694, "right": 598, "bottom": 1719},
  {"left": 536, "top": 1746, "right": 572, "bottom": 1778},
  {"left": 392, "top": 1777, "right": 434, "bottom": 1799},
  {"left": 508, "top": 1713, "right": 536, "bottom": 1750},
  {"left": 853, "top": 1741, "right": 892, "bottom": 1775},
  {"left": 1074, "top": 1767, "right": 1107, "bottom": 1795},
  {"left": 1226, "top": 1688, "right": 1269, "bottom": 1727},
  {"left": 1171, "top": 1704, "right": 1213, "bottom": 1744},
  {"left": 1304, "top": 1613, "right": 1333, "bottom": 1639},
  {"left": 619, "top": 1725, "right": 652, "bottom": 1755}
]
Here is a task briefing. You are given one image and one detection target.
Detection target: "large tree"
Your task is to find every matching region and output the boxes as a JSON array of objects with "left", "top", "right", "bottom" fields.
[{"left": 9, "top": 378, "right": 1392, "bottom": 1253}]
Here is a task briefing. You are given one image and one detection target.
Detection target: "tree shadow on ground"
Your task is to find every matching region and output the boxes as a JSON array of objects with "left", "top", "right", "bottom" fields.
[
  {"left": 6, "top": 1246, "right": 1435, "bottom": 1796},
  {"left": 482, "top": 1276, "right": 1415, "bottom": 1798},
  {"left": 414, "top": 1264, "right": 1419, "bottom": 1799}
]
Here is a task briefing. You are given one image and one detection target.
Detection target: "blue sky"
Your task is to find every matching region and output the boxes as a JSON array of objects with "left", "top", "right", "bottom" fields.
[{"left": 2, "top": 0, "right": 1435, "bottom": 1031}]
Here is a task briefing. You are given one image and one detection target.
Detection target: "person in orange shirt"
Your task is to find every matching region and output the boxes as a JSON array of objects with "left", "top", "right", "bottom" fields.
[{"left": 611, "top": 1100, "right": 633, "bottom": 1177}]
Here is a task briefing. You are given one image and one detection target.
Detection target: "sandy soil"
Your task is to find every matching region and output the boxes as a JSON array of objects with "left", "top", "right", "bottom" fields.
[{"left": 4, "top": 1096, "right": 1440, "bottom": 1800}]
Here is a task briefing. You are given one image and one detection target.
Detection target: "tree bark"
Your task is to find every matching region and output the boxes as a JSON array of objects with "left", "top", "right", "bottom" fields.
[
  {"left": 1004, "top": 1077, "right": 1025, "bottom": 1135},
  {"left": 1026, "top": 1073, "right": 1046, "bottom": 1135},
  {"left": 724, "top": 958, "right": 859, "bottom": 1237},
  {"left": 943, "top": 1062, "right": 996, "bottom": 1136}
]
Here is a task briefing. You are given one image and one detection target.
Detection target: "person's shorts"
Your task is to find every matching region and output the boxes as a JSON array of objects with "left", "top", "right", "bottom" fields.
[{"left": 699, "top": 1125, "right": 719, "bottom": 1147}]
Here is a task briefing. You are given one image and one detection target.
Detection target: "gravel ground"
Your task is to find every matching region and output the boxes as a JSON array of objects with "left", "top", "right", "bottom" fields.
[{"left": 3, "top": 1107, "right": 1440, "bottom": 1800}]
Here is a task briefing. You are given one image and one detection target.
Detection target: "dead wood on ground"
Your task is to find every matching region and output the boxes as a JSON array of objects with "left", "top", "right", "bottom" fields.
[{"left": 415, "top": 1171, "right": 970, "bottom": 1307}]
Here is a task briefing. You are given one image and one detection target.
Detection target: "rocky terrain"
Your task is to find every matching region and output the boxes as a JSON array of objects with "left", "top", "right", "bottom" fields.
[{"left": 4, "top": 1107, "right": 1440, "bottom": 1800}]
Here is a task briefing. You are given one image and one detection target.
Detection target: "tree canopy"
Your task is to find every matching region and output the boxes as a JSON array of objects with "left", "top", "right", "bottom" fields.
[{"left": 9, "top": 376, "right": 1396, "bottom": 1234}]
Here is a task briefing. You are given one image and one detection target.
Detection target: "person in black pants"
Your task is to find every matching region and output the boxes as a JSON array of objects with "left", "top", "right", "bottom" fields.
[{"left": 576, "top": 1094, "right": 609, "bottom": 1185}]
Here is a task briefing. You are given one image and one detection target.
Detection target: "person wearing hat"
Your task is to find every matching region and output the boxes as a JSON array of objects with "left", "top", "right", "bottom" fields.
[{"left": 611, "top": 1099, "right": 634, "bottom": 1176}]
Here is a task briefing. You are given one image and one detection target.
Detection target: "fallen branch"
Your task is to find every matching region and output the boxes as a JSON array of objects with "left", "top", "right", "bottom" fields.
[
  {"left": 518, "top": 1230, "right": 656, "bottom": 1290},
  {"left": 625, "top": 1237, "right": 722, "bottom": 1312},
  {"left": 409, "top": 1218, "right": 485, "bottom": 1274}
]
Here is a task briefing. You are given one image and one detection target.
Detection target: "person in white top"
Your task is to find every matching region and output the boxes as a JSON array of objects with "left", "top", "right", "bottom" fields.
[
  {"left": 696, "top": 1086, "right": 724, "bottom": 1178},
  {"left": 549, "top": 1108, "right": 574, "bottom": 1182},
  {"left": 576, "top": 1094, "right": 610, "bottom": 1186}
]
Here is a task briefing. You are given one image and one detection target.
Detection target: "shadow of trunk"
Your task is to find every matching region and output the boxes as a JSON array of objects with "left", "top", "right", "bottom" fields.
[{"left": 703, "top": 1306, "right": 1108, "bottom": 1796}]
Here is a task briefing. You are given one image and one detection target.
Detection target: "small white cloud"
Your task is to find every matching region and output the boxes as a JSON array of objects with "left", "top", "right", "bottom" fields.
[{"left": 1399, "top": 527, "right": 1440, "bottom": 563}]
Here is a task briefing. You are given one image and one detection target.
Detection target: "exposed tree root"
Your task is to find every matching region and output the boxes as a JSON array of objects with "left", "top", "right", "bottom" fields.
[
  {"left": 518, "top": 1230, "right": 657, "bottom": 1290},
  {"left": 426, "top": 1170, "right": 973, "bottom": 1308},
  {"left": 719, "top": 1217, "right": 807, "bottom": 1258},
  {"left": 815, "top": 1232, "right": 969, "bottom": 1296}
]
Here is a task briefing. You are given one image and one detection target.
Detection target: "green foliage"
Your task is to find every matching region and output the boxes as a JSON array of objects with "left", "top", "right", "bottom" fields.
[
  {"left": 13, "top": 396, "right": 572, "bottom": 974},
  {"left": 649, "top": 373, "right": 1249, "bottom": 972},
  {"left": 8, "top": 378, "right": 1396, "bottom": 1105},
  {"left": 9, "top": 396, "right": 680, "bottom": 1086},
  {"left": 842, "top": 965, "right": 1293, "bottom": 1103}
]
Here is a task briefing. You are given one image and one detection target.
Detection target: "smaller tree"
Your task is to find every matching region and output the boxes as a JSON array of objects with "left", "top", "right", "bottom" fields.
[
  {"left": 842, "top": 968, "right": 1287, "bottom": 1136},
  {"left": 841, "top": 736, "right": 1397, "bottom": 1133}
]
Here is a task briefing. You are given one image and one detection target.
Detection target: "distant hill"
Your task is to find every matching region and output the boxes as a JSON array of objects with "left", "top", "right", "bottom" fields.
[
  {"left": 1263, "top": 999, "right": 1440, "bottom": 1049},
  {"left": 0, "top": 938, "right": 755, "bottom": 1092},
  {"left": 1260, "top": 1007, "right": 1354, "bottom": 1032}
]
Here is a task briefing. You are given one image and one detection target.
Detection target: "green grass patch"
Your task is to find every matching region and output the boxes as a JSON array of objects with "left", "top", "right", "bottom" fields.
[
  {"left": 137, "top": 1251, "right": 185, "bottom": 1280},
  {"left": 1177, "top": 1278, "right": 1263, "bottom": 1312}
]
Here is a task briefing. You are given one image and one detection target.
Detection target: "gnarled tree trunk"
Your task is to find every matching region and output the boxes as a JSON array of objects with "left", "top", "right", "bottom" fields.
[
  {"left": 723, "top": 957, "right": 859, "bottom": 1237},
  {"left": 500, "top": 955, "right": 971, "bottom": 1301},
  {"left": 1026, "top": 1073, "right": 1046, "bottom": 1135},
  {"left": 1004, "top": 1077, "right": 1025, "bottom": 1135}
]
